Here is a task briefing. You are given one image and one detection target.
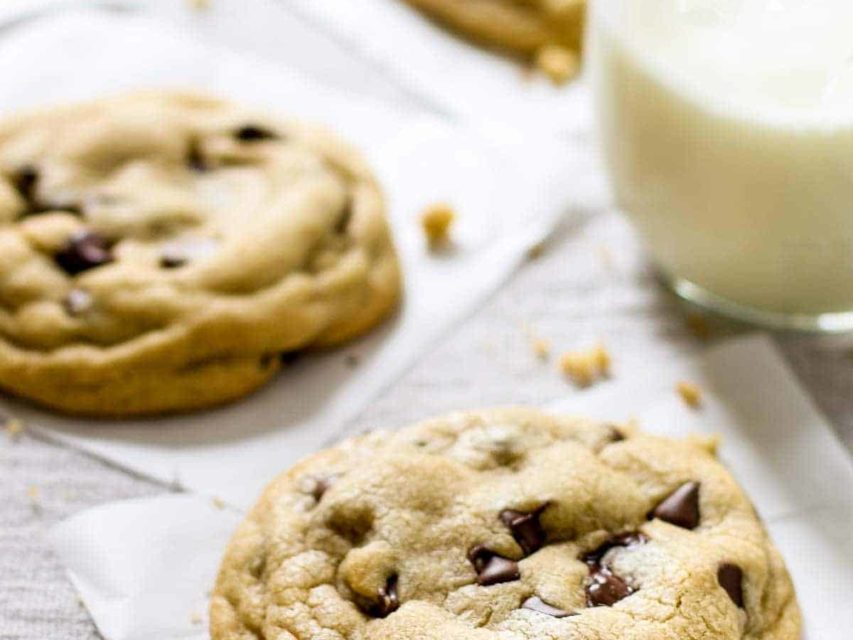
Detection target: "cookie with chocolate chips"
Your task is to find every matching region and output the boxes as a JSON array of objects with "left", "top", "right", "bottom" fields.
[
  {"left": 0, "top": 91, "right": 400, "bottom": 416},
  {"left": 211, "top": 408, "right": 800, "bottom": 640}
]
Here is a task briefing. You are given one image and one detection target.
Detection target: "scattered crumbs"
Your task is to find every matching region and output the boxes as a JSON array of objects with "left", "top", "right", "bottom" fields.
[
  {"left": 685, "top": 312, "right": 712, "bottom": 340},
  {"left": 420, "top": 203, "right": 455, "bottom": 250},
  {"left": 345, "top": 354, "right": 360, "bottom": 369},
  {"left": 521, "top": 322, "right": 551, "bottom": 361},
  {"left": 676, "top": 381, "right": 703, "bottom": 409},
  {"left": 532, "top": 339, "right": 551, "bottom": 361},
  {"left": 4, "top": 417, "right": 24, "bottom": 441},
  {"left": 76, "top": 596, "right": 86, "bottom": 608},
  {"left": 27, "top": 485, "right": 42, "bottom": 512},
  {"left": 535, "top": 44, "right": 580, "bottom": 85},
  {"left": 527, "top": 241, "right": 546, "bottom": 260},
  {"left": 186, "top": 0, "right": 210, "bottom": 10},
  {"left": 190, "top": 612, "right": 204, "bottom": 625},
  {"left": 559, "top": 342, "right": 611, "bottom": 387},
  {"left": 211, "top": 496, "right": 226, "bottom": 510}
]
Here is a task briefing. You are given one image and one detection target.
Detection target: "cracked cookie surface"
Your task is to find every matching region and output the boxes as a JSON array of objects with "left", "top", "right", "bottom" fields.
[
  {"left": 211, "top": 408, "right": 800, "bottom": 640},
  {"left": 0, "top": 91, "right": 400, "bottom": 416}
]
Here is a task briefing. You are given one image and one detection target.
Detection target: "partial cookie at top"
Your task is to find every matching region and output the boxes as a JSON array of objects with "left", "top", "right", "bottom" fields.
[
  {"left": 0, "top": 91, "right": 400, "bottom": 416},
  {"left": 401, "top": 0, "right": 585, "bottom": 82},
  {"left": 210, "top": 408, "right": 801, "bottom": 640}
]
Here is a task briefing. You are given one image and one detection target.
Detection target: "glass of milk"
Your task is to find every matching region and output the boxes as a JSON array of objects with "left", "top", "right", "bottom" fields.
[{"left": 591, "top": 0, "right": 853, "bottom": 331}]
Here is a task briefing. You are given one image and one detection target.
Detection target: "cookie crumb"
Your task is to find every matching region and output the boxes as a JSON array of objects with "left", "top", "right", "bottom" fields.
[
  {"left": 4, "top": 417, "right": 24, "bottom": 441},
  {"left": 186, "top": 0, "right": 210, "bottom": 10},
  {"left": 532, "top": 339, "right": 551, "bottom": 361},
  {"left": 685, "top": 313, "right": 712, "bottom": 340},
  {"left": 676, "top": 381, "right": 702, "bottom": 409},
  {"left": 535, "top": 44, "right": 580, "bottom": 85},
  {"left": 527, "top": 241, "right": 546, "bottom": 260},
  {"left": 559, "top": 343, "right": 611, "bottom": 387},
  {"left": 420, "top": 204, "right": 455, "bottom": 250},
  {"left": 211, "top": 496, "right": 226, "bottom": 510},
  {"left": 190, "top": 612, "right": 203, "bottom": 625},
  {"left": 597, "top": 244, "right": 615, "bottom": 270}
]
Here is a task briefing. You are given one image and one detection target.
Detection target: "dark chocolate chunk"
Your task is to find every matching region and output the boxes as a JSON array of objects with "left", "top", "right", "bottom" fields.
[
  {"left": 335, "top": 199, "right": 352, "bottom": 234},
  {"left": 607, "top": 424, "right": 626, "bottom": 442},
  {"left": 13, "top": 165, "right": 38, "bottom": 203},
  {"left": 469, "top": 546, "right": 520, "bottom": 586},
  {"left": 186, "top": 139, "right": 208, "bottom": 172},
  {"left": 309, "top": 475, "right": 338, "bottom": 503},
  {"left": 160, "top": 251, "right": 187, "bottom": 269},
  {"left": 234, "top": 124, "right": 279, "bottom": 142},
  {"left": 55, "top": 231, "right": 113, "bottom": 275},
  {"left": 359, "top": 575, "right": 400, "bottom": 618},
  {"left": 522, "top": 596, "right": 573, "bottom": 618},
  {"left": 717, "top": 563, "right": 744, "bottom": 608},
  {"left": 582, "top": 532, "right": 648, "bottom": 566},
  {"left": 586, "top": 567, "right": 633, "bottom": 607},
  {"left": 500, "top": 507, "right": 547, "bottom": 555},
  {"left": 651, "top": 482, "right": 701, "bottom": 530},
  {"left": 62, "top": 288, "right": 92, "bottom": 316}
]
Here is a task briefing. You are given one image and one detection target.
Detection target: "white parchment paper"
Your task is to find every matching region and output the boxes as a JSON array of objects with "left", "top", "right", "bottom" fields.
[
  {"left": 51, "top": 335, "right": 853, "bottom": 639},
  {"left": 287, "top": 0, "right": 595, "bottom": 135},
  {"left": 0, "top": 8, "right": 580, "bottom": 508}
]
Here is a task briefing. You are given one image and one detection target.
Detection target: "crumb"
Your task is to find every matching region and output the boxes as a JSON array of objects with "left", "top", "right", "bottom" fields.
[
  {"left": 532, "top": 339, "right": 551, "bottom": 361},
  {"left": 211, "top": 496, "right": 226, "bottom": 510},
  {"left": 527, "top": 241, "right": 546, "bottom": 260},
  {"left": 535, "top": 44, "right": 580, "bottom": 85},
  {"left": 685, "top": 313, "right": 712, "bottom": 340},
  {"left": 186, "top": 0, "right": 210, "bottom": 10},
  {"left": 4, "top": 417, "right": 23, "bottom": 441},
  {"left": 27, "top": 485, "right": 42, "bottom": 512},
  {"left": 420, "top": 204, "right": 455, "bottom": 250},
  {"left": 345, "top": 354, "right": 360, "bottom": 368},
  {"left": 190, "top": 612, "right": 204, "bottom": 625},
  {"left": 559, "top": 342, "right": 611, "bottom": 387},
  {"left": 676, "top": 381, "right": 702, "bottom": 409}
]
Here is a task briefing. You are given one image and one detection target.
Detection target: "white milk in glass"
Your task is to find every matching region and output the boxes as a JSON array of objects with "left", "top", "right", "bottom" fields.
[{"left": 593, "top": 0, "right": 853, "bottom": 327}]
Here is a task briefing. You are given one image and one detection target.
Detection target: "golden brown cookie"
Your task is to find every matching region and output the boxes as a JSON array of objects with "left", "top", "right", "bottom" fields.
[
  {"left": 0, "top": 92, "right": 400, "bottom": 416},
  {"left": 211, "top": 408, "right": 800, "bottom": 639}
]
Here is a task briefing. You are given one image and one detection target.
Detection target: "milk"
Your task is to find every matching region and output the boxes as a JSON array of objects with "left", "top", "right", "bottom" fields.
[{"left": 593, "top": 0, "right": 853, "bottom": 318}]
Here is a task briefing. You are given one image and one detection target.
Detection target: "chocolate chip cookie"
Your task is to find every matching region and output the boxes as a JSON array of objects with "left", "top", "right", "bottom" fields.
[
  {"left": 0, "top": 92, "right": 400, "bottom": 416},
  {"left": 402, "top": 0, "right": 585, "bottom": 82},
  {"left": 211, "top": 408, "right": 800, "bottom": 639}
]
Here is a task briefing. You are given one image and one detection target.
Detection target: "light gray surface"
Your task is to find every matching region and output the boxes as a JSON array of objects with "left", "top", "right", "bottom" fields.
[{"left": 2, "top": 210, "right": 852, "bottom": 639}]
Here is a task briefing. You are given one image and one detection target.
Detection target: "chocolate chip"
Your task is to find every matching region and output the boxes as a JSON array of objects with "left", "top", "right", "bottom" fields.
[
  {"left": 309, "top": 475, "right": 338, "bottom": 502},
  {"left": 186, "top": 139, "right": 208, "bottom": 172},
  {"left": 234, "top": 124, "right": 279, "bottom": 142},
  {"left": 468, "top": 546, "right": 520, "bottom": 586},
  {"left": 55, "top": 231, "right": 113, "bottom": 275},
  {"left": 499, "top": 507, "right": 547, "bottom": 555},
  {"left": 717, "top": 563, "right": 744, "bottom": 608},
  {"left": 335, "top": 199, "right": 352, "bottom": 234},
  {"left": 607, "top": 425, "right": 626, "bottom": 442},
  {"left": 13, "top": 165, "right": 38, "bottom": 202},
  {"left": 159, "top": 238, "right": 218, "bottom": 269},
  {"left": 582, "top": 532, "right": 648, "bottom": 566},
  {"left": 651, "top": 482, "right": 701, "bottom": 530},
  {"left": 586, "top": 567, "right": 634, "bottom": 607},
  {"left": 62, "top": 288, "right": 92, "bottom": 316},
  {"left": 522, "top": 596, "right": 573, "bottom": 618},
  {"left": 366, "top": 575, "right": 399, "bottom": 618},
  {"left": 160, "top": 251, "right": 186, "bottom": 269}
]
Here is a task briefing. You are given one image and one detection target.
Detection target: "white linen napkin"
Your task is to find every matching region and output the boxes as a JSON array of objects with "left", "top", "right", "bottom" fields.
[
  {"left": 50, "top": 335, "right": 853, "bottom": 639},
  {"left": 287, "top": 0, "right": 595, "bottom": 135},
  {"left": 0, "top": 8, "right": 579, "bottom": 508}
]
